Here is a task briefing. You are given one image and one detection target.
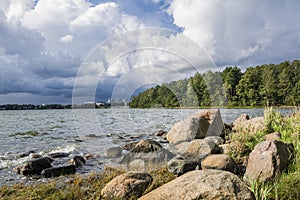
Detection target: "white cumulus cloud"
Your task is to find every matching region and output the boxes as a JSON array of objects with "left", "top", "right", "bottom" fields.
[
  {"left": 60, "top": 34, "right": 74, "bottom": 44},
  {"left": 169, "top": 0, "right": 300, "bottom": 66}
]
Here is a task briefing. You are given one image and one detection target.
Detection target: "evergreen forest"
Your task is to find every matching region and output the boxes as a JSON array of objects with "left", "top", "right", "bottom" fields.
[{"left": 130, "top": 60, "right": 300, "bottom": 108}]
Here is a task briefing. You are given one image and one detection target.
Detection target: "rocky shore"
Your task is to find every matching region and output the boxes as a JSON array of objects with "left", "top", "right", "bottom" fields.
[{"left": 1, "top": 108, "right": 299, "bottom": 199}]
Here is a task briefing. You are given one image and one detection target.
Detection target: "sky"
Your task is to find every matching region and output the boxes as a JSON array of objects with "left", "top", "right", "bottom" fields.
[{"left": 0, "top": 0, "right": 300, "bottom": 104}]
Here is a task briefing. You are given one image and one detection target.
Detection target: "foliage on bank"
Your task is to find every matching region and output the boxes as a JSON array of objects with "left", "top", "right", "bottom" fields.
[
  {"left": 130, "top": 60, "right": 300, "bottom": 108},
  {"left": 227, "top": 108, "right": 300, "bottom": 199}
]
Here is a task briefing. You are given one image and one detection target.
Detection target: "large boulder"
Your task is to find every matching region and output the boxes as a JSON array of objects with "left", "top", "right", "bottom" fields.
[
  {"left": 167, "top": 156, "right": 200, "bottom": 176},
  {"left": 120, "top": 150, "right": 174, "bottom": 171},
  {"left": 169, "top": 142, "right": 190, "bottom": 155},
  {"left": 41, "top": 165, "right": 76, "bottom": 178},
  {"left": 233, "top": 117, "right": 264, "bottom": 134},
  {"left": 184, "top": 139, "right": 220, "bottom": 157},
  {"left": 167, "top": 137, "right": 222, "bottom": 176},
  {"left": 101, "top": 172, "right": 152, "bottom": 199},
  {"left": 130, "top": 139, "right": 163, "bottom": 153},
  {"left": 244, "top": 140, "right": 290, "bottom": 182},
  {"left": 139, "top": 170, "right": 254, "bottom": 200},
  {"left": 166, "top": 109, "right": 224, "bottom": 145},
  {"left": 13, "top": 157, "right": 52, "bottom": 176},
  {"left": 169, "top": 137, "right": 221, "bottom": 156},
  {"left": 232, "top": 113, "right": 250, "bottom": 127},
  {"left": 204, "top": 136, "right": 224, "bottom": 145},
  {"left": 201, "top": 154, "right": 237, "bottom": 173},
  {"left": 120, "top": 140, "right": 174, "bottom": 171}
]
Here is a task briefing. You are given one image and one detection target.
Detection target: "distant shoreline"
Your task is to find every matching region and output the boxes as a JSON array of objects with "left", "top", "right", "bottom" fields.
[
  {"left": 0, "top": 103, "right": 110, "bottom": 110},
  {"left": 0, "top": 104, "right": 298, "bottom": 110}
]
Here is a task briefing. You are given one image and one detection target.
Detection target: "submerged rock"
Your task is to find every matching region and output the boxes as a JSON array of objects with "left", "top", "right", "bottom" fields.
[
  {"left": 16, "top": 151, "right": 35, "bottom": 159},
  {"left": 101, "top": 172, "right": 152, "bottom": 199},
  {"left": 84, "top": 153, "right": 99, "bottom": 160},
  {"left": 13, "top": 157, "right": 52, "bottom": 176},
  {"left": 106, "top": 147, "right": 122, "bottom": 158},
  {"left": 85, "top": 134, "right": 101, "bottom": 138},
  {"left": 121, "top": 141, "right": 139, "bottom": 151},
  {"left": 139, "top": 170, "right": 254, "bottom": 200},
  {"left": 48, "top": 152, "right": 69, "bottom": 158},
  {"left": 161, "top": 133, "right": 167, "bottom": 140},
  {"left": 30, "top": 153, "right": 42, "bottom": 159},
  {"left": 130, "top": 139, "right": 163, "bottom": 153},
  {"left": 154, "top": 130, "right": 167, "bottom": 136},
  {"left": 41, "top": 165, "right": 76, "bottom": 178},
  {"left": 69, "top": 156, "right": 86, "bottom": 168}
]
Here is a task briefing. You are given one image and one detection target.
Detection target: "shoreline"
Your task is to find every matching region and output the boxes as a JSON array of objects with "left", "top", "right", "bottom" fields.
[
  {"left": 1, "top": 108, "right": 299, "bottom": 199},
  {"left": 0, "top": 105, "right": 299, "bottom": 111}
]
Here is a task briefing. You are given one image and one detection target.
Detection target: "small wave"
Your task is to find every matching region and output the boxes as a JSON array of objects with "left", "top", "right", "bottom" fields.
[
  {"left": 46, "top": 144, "right": 77, "bottom": 155},
  {"left": 0, "top": 144, "right": 78, "bottom": 170},
  {"left": 0, "top": 156, "right": 33, "bottom": 169},
  {"left": 50, "top": 125, "right": 64, "bottom": 129}
]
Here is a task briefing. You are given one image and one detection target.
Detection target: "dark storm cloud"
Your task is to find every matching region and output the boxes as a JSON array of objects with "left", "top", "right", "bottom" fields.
[
  {"left": 0, "top": 0, "right": 143, "bottom": 103},
  {"left": 1, "top": 0, "right": 300, "bottom": 104}
]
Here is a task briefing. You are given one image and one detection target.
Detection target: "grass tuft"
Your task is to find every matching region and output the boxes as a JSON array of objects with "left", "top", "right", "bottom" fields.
[
  {"left": 0, "top": 165, "right": 175, "bottom": 200},
  {"left": 248, "top": 178, "right": 274, "bottom": 200}
]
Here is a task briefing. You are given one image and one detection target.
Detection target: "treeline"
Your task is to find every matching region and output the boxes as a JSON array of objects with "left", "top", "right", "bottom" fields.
[
  {"left": 0, "top": 103, "right": 112, "bottom": 110},
  {"left": 0, "top": 104, "right": 72, "bottom": 110},
  {"left": 130, "top": 60, "right": 300, "bottom": 108}
]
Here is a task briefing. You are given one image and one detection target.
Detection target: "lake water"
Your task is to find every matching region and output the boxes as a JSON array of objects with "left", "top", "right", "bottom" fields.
[{"left": 0, "top": 108, "right": 296, "bottom": 185}]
